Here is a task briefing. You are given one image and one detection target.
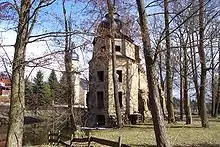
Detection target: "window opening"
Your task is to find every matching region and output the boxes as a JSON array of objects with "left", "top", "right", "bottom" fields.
[
  {"left": 97, "top": 91, "right": 104, "bottom": 108},
  {"left": 96, "top": 115, "right": 105, "bottom": 126},
  {"left": 97, "top": 71, "right": 104, "bottom": 82},
  {"left": 101, "top": 46, "right": 106, "bottom": 52},
  {"left": 116, "top": 70, "right": 122, "bottom": 82},
  {"left": 118, "top": 92, "right": 123, "bottom": 107},
  {"left": 115, "top": 45, "right": 121, "bottom": 52}
]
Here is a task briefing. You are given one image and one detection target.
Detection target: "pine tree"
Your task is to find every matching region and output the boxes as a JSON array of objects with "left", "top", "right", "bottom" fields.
[
  {"left": 33, "top": 71, "right": 46, "bottom": 107},
  {"left": 48, "top": 69, "right": 58, "bottom": 101},
  {"left": 56, "top": 72, "right": 68, "bottom": 104},
  {"left": 25, "top": 77, "right": 33, "bottom": 108},
  {"left": 44, "top": 83, "right": 52, "bottom": 105}
]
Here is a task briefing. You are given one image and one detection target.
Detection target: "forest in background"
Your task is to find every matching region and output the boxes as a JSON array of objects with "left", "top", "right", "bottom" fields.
[{"left": 0, "top": 0, "right": 220, "bottom": 146}]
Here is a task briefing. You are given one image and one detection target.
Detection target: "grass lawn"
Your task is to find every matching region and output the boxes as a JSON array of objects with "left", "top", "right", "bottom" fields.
[{"left": 91, "top": 117, "right": 220, "bottom": 147}]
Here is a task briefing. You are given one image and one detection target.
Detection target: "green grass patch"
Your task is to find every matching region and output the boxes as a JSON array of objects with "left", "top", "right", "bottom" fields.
[{"left": 91, "top": 117, "right": 220, "bottom": 147}]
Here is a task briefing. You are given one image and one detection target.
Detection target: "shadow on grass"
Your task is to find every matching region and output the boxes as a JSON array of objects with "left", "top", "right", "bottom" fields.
[
  {"left": 130, "top": 143, "right": 220, "bottom": 147},
  {"left": 129, "top": 144, "right": 156, "bottom": 147},
  {"left": 125, "top": 123, "right": 203, "bottom": 129},
  {"left": 167, "top": 125, "right": 202, "bottom": 129},
  {"left": 209, "top": 118, "right": 220, "bottom": 122},
  {"left": 132, "top": 123, "right": 153, "bottom": 126},
  {"left": 124, "top": 125, "right": 153, "bottom": 130},
  {"left": 174, "top": 144, "right": 220, "bottom": 147}
]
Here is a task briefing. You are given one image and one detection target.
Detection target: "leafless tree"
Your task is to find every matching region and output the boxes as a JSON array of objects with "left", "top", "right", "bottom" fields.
[
  {"left": 2, "top": 0, "right": 56, "bottom": 146},
  {"left": 136, "top": 0, "right": 171, "bottom": 146},
  {"left": 198, "top": 0, "right": 209, "bottom": 128},
  {"left": 106, "top": 0, "right": 123, "bottom": 128},
  {"left": 164, "top": 0, "right": 175, "bottom": 123}
]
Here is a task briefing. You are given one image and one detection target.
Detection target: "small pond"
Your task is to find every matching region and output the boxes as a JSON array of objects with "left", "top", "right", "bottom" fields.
[{"left": 0, "top": 118, "right": 54, "bottom": 146}]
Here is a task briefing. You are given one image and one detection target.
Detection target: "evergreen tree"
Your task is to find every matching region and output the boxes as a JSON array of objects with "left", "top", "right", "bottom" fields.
[
  {"left": 32, "top": 71, "right": 46, "bottom": 107},
  {"left": 25, "top": 77, "right": 33, "bottom": 109},
  {"left": 48, "top": 69, "right": 58, "bottom": 101},
  {"left": 44, "top": 83, "right": 52, "bottom": 105},
  {"left": 57, "top": 72, "right": 69, "bottom": 104}
]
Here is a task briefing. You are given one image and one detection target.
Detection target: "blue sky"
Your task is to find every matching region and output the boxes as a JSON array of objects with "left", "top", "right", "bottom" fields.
[
  {"left": 0, "top": 0, "right": 198, "bottom": 99},
  {"left": 0, "top": 0, "right": 165, "bottom": 80},
  {"left": 0, "top": 0, "right": 98, "bottom": 80}
]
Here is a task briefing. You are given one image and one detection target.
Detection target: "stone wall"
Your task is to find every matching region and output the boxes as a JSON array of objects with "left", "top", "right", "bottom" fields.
[
  {"left": 139, "top": 70, "right": 151, "bottom": 119},
  {"left": 107, "top": 58, "right": 139, "bottom": 116},
  {"left": 88, "top": 22, "right": 150, "bottom": 126}
]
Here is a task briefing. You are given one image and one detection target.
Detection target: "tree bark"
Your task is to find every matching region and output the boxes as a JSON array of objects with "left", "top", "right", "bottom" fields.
[
  {"left": 62, "top": 0, "right": 76, "bottom": 130},
  {"left": 106, "top": 0, "right": 123, "bottom": 128},
  {"left": 210, "top": 35, "right": 215, "bottom": 116},
  {"left": 215, "top": 39, "right": 220, "bottom": 116},
  {"left": 158, "top": 84, "right": 167, "bottom": 119},
  {"left": 198, "top": 0, "right": 209, "bottom": 128},
  {"left": 158, "top": 45, "right": 167, "bottom": 118},
  {"left": 6, "top": 0, "right": 31, "bottom": 146},
  {"left": 190, "top": 32, "right": 200, "bottom": 116},
  {"left": 179, "top": 45, "right": 183, "bottom": 121},
  {"left": 136, "top": 0, "right": 171, "bottom": 146},
  {"left": 159, "top": 51, "right": 165, "bottom": 92},
  {"left": 164, "top": 0, "right": 175, "bottom": 123},
  {"left": 183, "top": 36, "right": 192, "bottom": 124}
]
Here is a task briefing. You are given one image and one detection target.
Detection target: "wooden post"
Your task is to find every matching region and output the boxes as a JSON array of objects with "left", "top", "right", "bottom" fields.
[
  {"left": 70, "top": 134, "right": 74, "bottom": 146},
  {"left": 48, "top": 132, "right": 50, "bottom": 145},
  {"left": 88, "top": 132, "right": 91, "bottom": 147},
  {"left": 57, "top": 130, "right": 61, "bottom": 146},
  {"left": 118, "top": 136, "right": 122, "bottom": 147}
]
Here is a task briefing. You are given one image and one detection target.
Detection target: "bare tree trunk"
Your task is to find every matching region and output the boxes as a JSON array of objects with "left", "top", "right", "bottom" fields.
[
  {"left": 6, "top": 1, "right": 30, "bottom": 146},
  {"left": 62, "top": 0, "right": 76, "bottom": 130},
  {"left": 106, "top": 0, "right": 123, "bottom": 128},
  {"left": 216, "top": 85, "right": 220, "bottom": 116},
  {"left": 136, "top": 0, "right": 171, "bottom": 146},
  {"left": 215, "top": 39, "right": 220, "bottom": 116},
  {"left": 179, "top": 46, "right": 183, "bottom": 121},
  {"left": 164, "top": 0, "right": 175, "bottom": 123},
  {"left": 210, "top": 35, "right": 215, "bottom": 116},
  {"left": 159, "top": 51, "right": 165, "bottom": 92},
  {"left": 198, "top": 0, "right": 209, "bottom": 128},
  {"left": 158, "top": 84, "right": 167, "bottom": 119},
  {"left": 183, "top": 37, "right": 192, "bottom": 124},
  {"left": 190, "top": 32, "right": 200, "bottom": 116},
  {"left": 158, "top": 45, "right": 167, "bottom": 118}
]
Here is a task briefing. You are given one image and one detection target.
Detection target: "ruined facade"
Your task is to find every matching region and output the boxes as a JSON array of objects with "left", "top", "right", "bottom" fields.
[{"left": 87, "top": 14, "right": 150, "bottom": 127}]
